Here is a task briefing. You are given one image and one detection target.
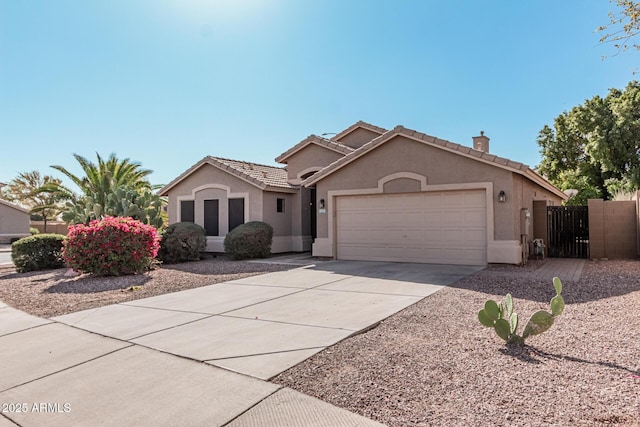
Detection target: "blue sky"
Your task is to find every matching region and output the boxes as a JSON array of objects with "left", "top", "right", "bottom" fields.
[{"left": 0, "top": 0, "right": 636, "bottom": 189}]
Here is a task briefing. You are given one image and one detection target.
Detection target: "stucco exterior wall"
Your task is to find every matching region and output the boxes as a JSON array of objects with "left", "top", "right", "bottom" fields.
[
  {"left": 165, "top": 164, "right": 264, "bottom": 252},
  {"left": 0, "top": 201, "right": 30, "bottom": 243},
  {"left": 165, "top": 163, "right": 309, "bottom": 254},
  {"left": 336, "top": 128, "right": 381, "bottom": 149},
  {"left": 511, "top": 175, "right": 564, "bottom": 237},
  {"left": 262, "top": 192, "right": 292, "bottom": 236},
  {"left": 589, "top": 199, "right": 637, "bottom": 259},
  {"left": 166, "top": 164, "right": 263, "bottom": 225},
  {"left": 284, "top": 144, "right": 344, "bottom": 183},
  {"left": 314, "top": 136, "right": 515, "bottom": 240},
  {"left": 310, "top": 136, "right": 563, "bottom": 264}
]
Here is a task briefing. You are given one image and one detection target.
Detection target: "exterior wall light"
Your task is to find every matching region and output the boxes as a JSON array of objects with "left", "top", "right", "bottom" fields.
[
  {"left": 498, "top": 191, "right": 506, "bottom": 203},
  {"left": 319, "top": 198, "right": 325, "bottom": 209}
]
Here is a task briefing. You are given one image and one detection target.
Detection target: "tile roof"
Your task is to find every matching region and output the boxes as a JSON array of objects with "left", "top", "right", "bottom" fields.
[
  {"left": 302, "top": 125, "right": 568, "bottom": 200},
  {"left": 159, "top": 156, "right": 297, "bottom": 196},
  {"left": 330, "top": 120, "right": 387, "bottom": 142},
  {"left": 275, "top": 135, "right": 354, "bottom": 164}
]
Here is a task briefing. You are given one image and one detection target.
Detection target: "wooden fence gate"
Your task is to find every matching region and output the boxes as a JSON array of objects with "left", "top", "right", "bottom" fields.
[{"left": 547, "top": 206, "right": 589, "bottom": 258}]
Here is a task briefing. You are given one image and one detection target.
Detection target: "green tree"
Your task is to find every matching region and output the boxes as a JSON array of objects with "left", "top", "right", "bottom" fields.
[
  {"left": 537, "top": 81, "right": 640, "bottom": 204},
  {"left": 51, "top": 153, "right": 155, "bottom": 207},
  {"left": 52, "top": 153, "right": 165, "bottom": 228},
  {"left": 598, "top": 0, "right": 640, "bottom": 57},
  {"left": 2, "top": 171, "right": 68, "bottom": 232}
]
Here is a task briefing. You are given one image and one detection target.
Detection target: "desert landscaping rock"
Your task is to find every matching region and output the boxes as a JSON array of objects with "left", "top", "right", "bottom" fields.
[
  {"left": 0, "top": 256, "right": 291, "bottom": 318},
  {"left": 1, "top": 257, "right": 638, "bottom": 425},
  {"left": 272, "top": 260, "right": 640, "bottom": 426}
]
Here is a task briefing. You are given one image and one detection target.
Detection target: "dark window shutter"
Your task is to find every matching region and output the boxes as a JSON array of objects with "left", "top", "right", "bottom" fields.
[
  {"left": 204, "top": 199, "right": 219, "bottom": 236},
  {"left": 180, "top": 200, "right": 194, "bottom": 223},
  {"left": 228, "top": 198, "right": 245, "bottom": 232}
]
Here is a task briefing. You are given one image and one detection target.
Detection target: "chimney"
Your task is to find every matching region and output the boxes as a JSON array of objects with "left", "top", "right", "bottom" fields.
[{"left": 472, "top": 131, "right": 490, "bottom": 153}]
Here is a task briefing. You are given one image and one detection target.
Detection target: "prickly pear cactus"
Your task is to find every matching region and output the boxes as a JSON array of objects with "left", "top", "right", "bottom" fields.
[
  {"left": 478, "top": 277, "right": 564, "bottom": 346},
  {"left": 477, "top": 296, "right": 521, "bottom": 344}
]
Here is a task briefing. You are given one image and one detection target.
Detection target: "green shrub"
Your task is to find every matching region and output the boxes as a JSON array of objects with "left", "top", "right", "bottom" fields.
[
  {"left": 63, "top": 216, "right": 159, "bottom": 276},
  {"left": 11, "top": 234, "right": 66, "bottom": 273},
  {"left": 30, "top": 227, "right": 40, "bottom": 235},
  {"left": 158, "top": 222, "right": 206, "bottom": 264},
  {"left": 224, "top": 221, "right": 273, "bottom": 260}
]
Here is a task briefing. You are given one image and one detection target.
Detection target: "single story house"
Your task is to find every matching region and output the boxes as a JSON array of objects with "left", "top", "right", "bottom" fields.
[
  {"left": 0, "top": 199, "right": 30, "bottom": 243},
  {"left": 159, "top": 121, "right": 567, "bottom": 265}
]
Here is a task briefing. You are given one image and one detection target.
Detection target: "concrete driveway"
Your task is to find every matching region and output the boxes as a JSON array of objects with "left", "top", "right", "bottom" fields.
[
  {"left": 1, "top": 260, "right": 482, "bottom": 426},
  {"left": 54, "top": 260, "right": 482, "bottom": 380}
]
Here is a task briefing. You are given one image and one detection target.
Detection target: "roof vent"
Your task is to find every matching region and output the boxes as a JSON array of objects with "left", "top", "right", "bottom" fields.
[{"left": 261, "top": 171, "right": 268, "bottom": 178}]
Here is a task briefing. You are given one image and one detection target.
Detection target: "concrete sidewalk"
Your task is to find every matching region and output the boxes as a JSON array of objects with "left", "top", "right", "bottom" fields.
[{"left": 0, "top": 261, "right": 481, "bottom": 426}]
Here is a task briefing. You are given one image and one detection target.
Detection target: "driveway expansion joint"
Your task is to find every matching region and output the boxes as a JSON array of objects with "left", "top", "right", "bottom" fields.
[
  {"left": 204, "top": 346, "right": 328, "bottom": 362},
  {"left": 218, "top": 314, "right": 357, "bottom": 332},
  {"left": 0, "top": 344, "right": 134, "bottom": 394},
  {"left": 0, "top": 321, "right": 51, "bottom": 339}
]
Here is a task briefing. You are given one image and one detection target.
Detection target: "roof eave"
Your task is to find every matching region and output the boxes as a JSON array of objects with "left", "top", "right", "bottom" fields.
[
  {"left": 303, "top": 127, "right": 568, "bottom": 199},
  {"left": 275, "top": 136, "right": 352, "bottom": 164}
]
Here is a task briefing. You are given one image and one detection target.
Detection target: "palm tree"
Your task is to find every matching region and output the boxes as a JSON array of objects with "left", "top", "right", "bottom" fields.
[
  {"left": 3, "top": 171, "right": 68, "bottom": 232},
  {"left": 51, "top": 153, "right": 154, "bottom": 208},
  {"left": 52, "top": 153, "right": 165, "bottom": 227}
]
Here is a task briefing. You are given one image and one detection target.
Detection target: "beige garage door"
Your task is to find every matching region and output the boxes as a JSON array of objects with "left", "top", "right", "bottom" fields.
[{"left": 336, "top": 190, "right": 487, "bottom": 265}]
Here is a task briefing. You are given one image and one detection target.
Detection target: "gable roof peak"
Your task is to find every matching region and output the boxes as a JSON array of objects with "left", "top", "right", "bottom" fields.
[
  {"left": 275, "top": 134, "right": 354, "bottom": 164},
  {"left": 330, "top": 120, "right": 388, "bottom": 142}
]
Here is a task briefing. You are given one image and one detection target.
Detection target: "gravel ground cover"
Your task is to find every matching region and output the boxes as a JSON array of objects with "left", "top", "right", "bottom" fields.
[
  {"left": 0, "top": 255, "right": 292, "bottom": 318},
  {"left": 1, "top": 255, "right": 638, "bottom": 425},
  {"left": 273, "top": 260, "right": 640, "bottom": 426}
]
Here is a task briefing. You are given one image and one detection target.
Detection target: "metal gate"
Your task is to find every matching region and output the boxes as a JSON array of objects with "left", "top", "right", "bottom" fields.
[{"left": 547, "top": 206, "right": 589, "bottom": 258}]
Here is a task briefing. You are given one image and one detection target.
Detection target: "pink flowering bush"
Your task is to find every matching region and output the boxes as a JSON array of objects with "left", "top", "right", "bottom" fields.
[{"left": 63, "top": 216, "right": 160, "bottom": 276}]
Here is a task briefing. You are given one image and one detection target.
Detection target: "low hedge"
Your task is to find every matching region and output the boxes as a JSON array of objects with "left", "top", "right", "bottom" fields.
[
  {"left": 11, "top": 234, "right": 66, "bottom": 273},
  {"left": 158, "top": 222, "right": 206, "bottom": 264},
  {"left": 223, "top": 221, "right": 273, "bottom": 260}
]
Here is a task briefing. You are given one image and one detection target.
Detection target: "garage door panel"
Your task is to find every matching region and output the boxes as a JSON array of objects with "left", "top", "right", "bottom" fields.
[
  {"left": 442, "top": 211, "right": 464, "bottom": 225},
  {"left": 464, "top": 192, "right": 485, "bottom": 205},
  {"left": 336, "top": 190, "right": 487, "bottom": 265},
  {"left": 338, "top": 229, "right": 370, "bottom": 243},
  {"left": 443, "top": 229, "right": 465, "bottom": 242},
  {"left": 442, "top": 193, "right": 465, "bottom": 206},
  {"left": 464, "top": 211, "right": 486, "bottom": 226},
  {"left": 465, "top": 229, "right": 486, "bottom": 244},
  {"left": 338, "top": 213, "right": 362, "bottom": 227}
]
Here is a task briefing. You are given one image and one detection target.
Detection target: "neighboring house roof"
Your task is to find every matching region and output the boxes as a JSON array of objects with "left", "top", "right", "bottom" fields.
[
  {"left": 275, "top": 135, "right": 354, "bottom": 164},
  {"left": 159, "top": 156, "right": 298, "bottom": 196},
  {"left": 302, "top": 125, "right": 568, "bottom": 201},
  {"left": 330, "top": 120, "right": 387, "bottom": 142},
  {"left": 0, "top": 198, "right": 29, "bottom": 214}
]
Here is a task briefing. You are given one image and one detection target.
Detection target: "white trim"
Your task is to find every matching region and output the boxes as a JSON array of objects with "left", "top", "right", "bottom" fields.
[
  {"left": 177, "top": 184, "right": 250, "bottom": 224},
  {"left": 318, "top": 176, "right": 495, "bottom": 261},
  {"left": 176, "top": 195, "right": 194, "bottom": 223},
  {"left": 378, "top": 172, "right": 428, "bottom": 190}
]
